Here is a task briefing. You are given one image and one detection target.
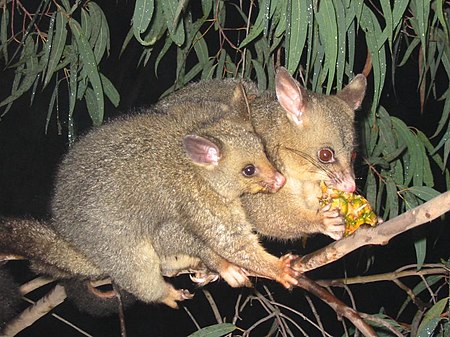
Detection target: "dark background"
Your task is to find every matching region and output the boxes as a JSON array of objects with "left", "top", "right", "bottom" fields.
[{"left": 0, "top": 1, "right": 448, "bottom": 336}]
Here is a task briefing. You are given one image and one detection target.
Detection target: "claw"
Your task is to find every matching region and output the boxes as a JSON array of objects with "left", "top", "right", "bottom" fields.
[
  {"left": 190, "top": 271, "right": 220, "bottom": 286},
  {"left": 277, "top": 254, "right": 301, "bottom": 288}
]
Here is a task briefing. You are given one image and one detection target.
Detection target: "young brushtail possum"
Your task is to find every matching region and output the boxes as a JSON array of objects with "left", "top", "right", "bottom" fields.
[
  {"left": 160, "top": 67, "right": 366, "bottom": 241},
  {"left": 1, "top": 83, "right": 298, "bottom": 310}
]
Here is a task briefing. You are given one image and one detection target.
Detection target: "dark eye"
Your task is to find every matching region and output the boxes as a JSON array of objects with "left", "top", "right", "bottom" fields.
[
  {"left": 242, "top": 164, "right": 256, "bottom": 177},
  {"left": 351, "top": 150, "right": 358, "bottom": 162},
  {"left": 318, "top": 148, "right": 335, "bottom": 163}
]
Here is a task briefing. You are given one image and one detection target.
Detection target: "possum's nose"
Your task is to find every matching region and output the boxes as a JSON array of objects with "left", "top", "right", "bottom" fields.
[{"left": 270, "top": 172, "right": 286, "bottom": 192}]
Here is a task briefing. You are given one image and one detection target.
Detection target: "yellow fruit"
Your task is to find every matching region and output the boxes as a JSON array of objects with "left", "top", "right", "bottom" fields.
[{"left": 318, "top": 181, "right": 379, "bottom": 236}]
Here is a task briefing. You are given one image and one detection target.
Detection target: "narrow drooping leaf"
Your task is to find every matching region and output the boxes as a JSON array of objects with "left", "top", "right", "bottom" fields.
[
  {"left": 413, "top": 0, "right": 430, "bottom": 64},
  {"left": 81, "top": 8, "right": 91, "bottom": 42},
  {"left": 69, "top": 19, "right": 104, "bottom": 126},
  {"left": 379, "top": 0, "right": 393, "bottom": 50},
  {"left": 316, "top": 1, "right": 338, "bottom": 94},
  {"left": 133, "top": 0, "right": 154, "bottom": 45},
  {"left": 286, "top": 0, "right": 310, "bottom": 74},
  {"left": 41, "top": 12, "right": 56, "bottom": 80},
  {"left": 360, "top": 4, "right": 386, "bottom": 112},
  {"left": 100, "top": 73, "right": 120, "bottom": 108},
  {"left": 44, "top": 10, "right": 68, "bottom": 88},
  {"left": 136, "top": 2, "right": 167, "bottom": 47},
  {"left": 0, "top": 7, "right": 9, "bottom": 63},
  {"left": 239, "top": 4, "right": 266, "bottom": 48},
  {"left": 161, "top": 0, "right": 185, "bottom": 46},
  {"left": 45, "top": 77, "right": 59, "bottom": 134},
  {"left": 86, "top": 2, "right": 109, "bottom": 63}
]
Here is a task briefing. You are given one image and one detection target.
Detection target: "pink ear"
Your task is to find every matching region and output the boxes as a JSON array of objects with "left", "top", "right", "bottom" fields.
[
  {"left": 183, "top": 135, "right": 221, "bottom": 165},
  {"left": 275, "top": 67, "right": 307, "bottom": 125}
]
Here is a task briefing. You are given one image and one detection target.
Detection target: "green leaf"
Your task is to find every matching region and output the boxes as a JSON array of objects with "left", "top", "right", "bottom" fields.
[
  {"left": 334, "top": 0, "right": 346, "bottom": 89},
  {"left": 0, "top": 37, "right": 40, "bottom": 109},
  {"left": 398, "top": 38, "right": 420, "bottom": 67},
  {"left": 44, "top": 10, "right": 68, "bottom": 88},
  {"left": 417, "top": 297, "right": 448, "bottom": 337},
  {"left": 316, "top": 1, "right": 338, "bottom": 94},
  {"left": 379, "top": 0, "right": 393, "bottom": 50},
  {"left": 161, "top": 0, "right": 185, "bottom": 46},
  {"left": 201, "top": 0, "right": 213, "bottom": 17},
  {"left": 252, "top": 59, "right": 267, "bottom": 91},
  {"left": 41, "top": 12, "right": 56, "bottom": 80},
  {"left": 360, "top": 4, "right": 386, "bottom": 112},
  {"left": 138, "top": 2, "right": 168, "bottom": 47},
  {"left": 436, "top": 0, "right": 449, "bottom": 42},
  {"left": 432, "top": 87, "right": 450, "bottom": 138},
  {"left": 392, "top": 117, "right": 417, "bottom": 186},
  {"left": 392, "top": 0, "right": 409, "bottom": 30},
  {"left": 239, "top": 5, "right": 265, "bottom": 48},
  {"left": 407, "top": 186, "right": 441, "bottom": 201},
  {"left": 200, "top": 58, "right": 215, "bottom": 80},
  {"left": 1, "top": 7, "right": 9, "bottom": 64},
  {"left": 413, "top": 0, "right": 430, "bottom": 64},
  {"left": 45, "top": 77, "right": 59, "bottom": 135},
  {"left": 81, "top": 8, "right": 91, "bottom": 42},
  {"left": 385, "top": 177, "right": 398, "bottom": 219},
  {"left": 286, "top": 0, "right": 310, "bottom": 74},
  {"left": 133, "top": 0, "right": 154, "bottom": 45},
  {"left": 84, "top": 87, "right": 100, "bottom": 126},
  {"left": 414, "top": 235, "right": 426, "bottom": 270},
  {"left": 216, "top": 49, "right": 226, "bottom": 78},
  {"left": 173, "top": 0, "right": 189, "bottom": 29},
  {"left": 88, "top": 2, "right": 110, "bottom": 62},
  {"left": 365, "top": 169, "right": 377, "bottom": 208},
  {"left": 155, "top": 32, "right": 173, "bottom": 76},
  {"left": 69, "top": 19, "right": 104, "bottom": 126},
  {"left": 100, "top": 73, "right": 120, "bottom": 108},
  {"left": 187, "top": 323, "right": 236, "bottom": 337},
  {"left": 68, "top": 59, "right": 78, "bottom": 121}
]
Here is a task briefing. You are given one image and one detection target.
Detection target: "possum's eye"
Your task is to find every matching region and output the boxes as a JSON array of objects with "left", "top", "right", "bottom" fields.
[
  {"left": 318, "top": 148, "right": 335, "bottom": 163},
  {"left": 242, "top": 164, "right": 256, "bottom": 177}
]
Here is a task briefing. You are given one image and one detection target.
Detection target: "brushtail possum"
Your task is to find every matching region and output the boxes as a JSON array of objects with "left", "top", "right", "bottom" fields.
[
  {"left": 242, "top": 67, "right": 367, "bottom": 240},
  {"left": 161, "top": 67, "right": 367, "bottom": 241},
  {"left": 1, "top": 83, "right": 297, "bottom": 310}
]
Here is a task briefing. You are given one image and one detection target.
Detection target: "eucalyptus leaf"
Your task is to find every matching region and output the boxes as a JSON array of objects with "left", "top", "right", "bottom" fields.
[
  {"left": 133, "top": 0, "right": 154, "bottom": 45},
  {"left": 44, "top": 11, "right": 68, "bottom": 88},
  {"left": 69, "top": 19, "right": 104, "bottom": 126},
  {"left": 316, "top": 1, "right": 338, "bottom": 94},
  {"left": 161, "top": 0, "right": 185, "bottom": 46},
  {"left": 187, "top": 323, "right": 236, "bottom": 337}
]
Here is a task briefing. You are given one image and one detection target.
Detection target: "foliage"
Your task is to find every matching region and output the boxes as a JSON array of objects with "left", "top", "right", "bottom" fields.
[{"left": 0, "top": 0, "right": 449, "bottom": 336}]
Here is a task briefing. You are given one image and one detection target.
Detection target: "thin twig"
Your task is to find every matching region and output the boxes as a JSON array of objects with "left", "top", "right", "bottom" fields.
[{"left": 202, "top": 289, "right": 223, "bottom": 323}]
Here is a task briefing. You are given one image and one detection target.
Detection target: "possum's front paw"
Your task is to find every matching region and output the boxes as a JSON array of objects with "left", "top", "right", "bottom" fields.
[
  {"left": 276, "top": 254, "right": 301, "bottom": 289},
  {"left": 161, "top": 284, "right": 194, "bottom": 309},
  {"left": 217, "top": 260, "right": 252, "bottom": 288},
  {"left": 320, "top": 204, "right": 345, "bottom": 240}
]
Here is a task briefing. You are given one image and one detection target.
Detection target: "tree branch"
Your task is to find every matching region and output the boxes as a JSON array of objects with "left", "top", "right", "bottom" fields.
[{"left": 292, "top": 190, "right": 450, "bottom": 273}]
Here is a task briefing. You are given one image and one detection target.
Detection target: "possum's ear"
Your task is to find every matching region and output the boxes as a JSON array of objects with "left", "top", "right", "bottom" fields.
[
  {"left": 183, "top": 135, "right": 222, "bottom": 166},
  {"left": 275, "top": 66, "right": 308, "bottom": 127}
]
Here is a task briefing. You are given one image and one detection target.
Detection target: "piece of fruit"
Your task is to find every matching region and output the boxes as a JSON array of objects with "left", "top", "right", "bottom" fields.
[{"left": 318, "top": 181, "right": 379, "bottom": 236}]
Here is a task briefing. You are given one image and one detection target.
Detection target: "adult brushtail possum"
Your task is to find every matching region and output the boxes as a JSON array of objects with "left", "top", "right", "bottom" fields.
[
  {"left": 242, "top": 67, "right": 367, "bottom": 241},
  {"left": 1, "top": 83, "right": 297, "bottom": 311}
]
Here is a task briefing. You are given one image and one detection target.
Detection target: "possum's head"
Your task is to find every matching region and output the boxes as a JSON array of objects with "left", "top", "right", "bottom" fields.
[
  {"left": 270, "top": 67, "right": 366, "bottom": 194},
  {"left": 183, "top": 131, "right": 285, "bottom": 199}
]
